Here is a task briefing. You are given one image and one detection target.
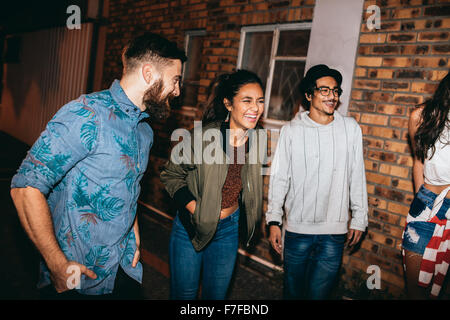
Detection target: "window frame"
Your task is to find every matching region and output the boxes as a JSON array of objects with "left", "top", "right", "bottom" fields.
[
  {"left": 237, "top": 23, "right": 312, "bottom": 127},
  {"left": 181, "top": 29, "right": 206, "bottom": 108}
]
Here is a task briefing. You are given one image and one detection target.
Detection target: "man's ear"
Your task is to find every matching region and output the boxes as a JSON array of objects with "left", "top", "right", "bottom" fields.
[
  {"left": 305, "top": 92, "right": 312, "bottom": 102},
  {"left": 142, "top": 63, "right": 159, "bottom": 84}
]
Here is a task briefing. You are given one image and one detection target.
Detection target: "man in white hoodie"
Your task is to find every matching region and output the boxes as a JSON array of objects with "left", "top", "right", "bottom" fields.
[{"left": 266, "top": 64, "right": 368, "bottom": 300}]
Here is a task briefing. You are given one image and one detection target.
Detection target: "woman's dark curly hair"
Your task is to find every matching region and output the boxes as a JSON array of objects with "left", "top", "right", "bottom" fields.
[
  {"left": 202, "top": 69, "right": 264, "bottom": 124},
  {"left": 414, "top": 71, "right": 450, "bottom": 162}
]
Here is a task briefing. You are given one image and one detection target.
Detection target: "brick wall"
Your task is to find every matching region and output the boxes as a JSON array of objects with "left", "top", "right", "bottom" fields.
[
  {"left": 347, "top": 0, "right": 450, "bottom": 298},
  {"left": 103, "top": 0, "right": 450, "bottom": 298},
  {"left": 103, "top": 0, "right": 315, "bottom": 218}
]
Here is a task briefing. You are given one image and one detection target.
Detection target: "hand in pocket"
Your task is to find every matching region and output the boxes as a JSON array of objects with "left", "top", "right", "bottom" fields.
[{"left": 186, "top": 200, "right": 197, "bottom": 215}]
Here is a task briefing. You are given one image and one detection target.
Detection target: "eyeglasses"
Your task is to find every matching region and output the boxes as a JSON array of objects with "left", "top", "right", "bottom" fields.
[{"left": 314, "top": 86, "right": 342, "bottom": 97}]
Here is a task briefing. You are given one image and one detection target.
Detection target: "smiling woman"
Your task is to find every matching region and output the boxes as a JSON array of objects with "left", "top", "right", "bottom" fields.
[
  {"left": 203, "top": 70, "right": 265, "bottom": 127},
  {"left": 224, "top": 82, "right": 265, "bottom": 133},
  {"left": 160, "top": 69, "right": 267, "bottom": 300}
]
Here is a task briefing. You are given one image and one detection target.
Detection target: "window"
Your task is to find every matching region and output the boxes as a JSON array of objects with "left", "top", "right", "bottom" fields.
[
  {"left": 237, "top": 24, "right": 311, "bottom": 123},
  {"left": 182, "top": 30, "right": 206, "bottom": 107}
]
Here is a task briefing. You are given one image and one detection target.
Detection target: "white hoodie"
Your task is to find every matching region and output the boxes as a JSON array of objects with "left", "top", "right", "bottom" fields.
[{"left": 265, "top": 111, "right": 368, "bottom": 234}]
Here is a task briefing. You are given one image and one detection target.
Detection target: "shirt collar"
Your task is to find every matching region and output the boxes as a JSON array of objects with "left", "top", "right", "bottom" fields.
[{"left": 109, "top": 79, "right": 149, "bottom": 121}]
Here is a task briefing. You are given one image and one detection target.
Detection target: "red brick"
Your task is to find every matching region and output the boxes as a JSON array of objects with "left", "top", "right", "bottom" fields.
[
  {"left": 354, "top": 67, "right": 367, "bottom": 77},
  {"left": 383, "top": 141, "right": 410, "bottom": 153},
  {"left": 423, "top": 5, "right": 450, "bottom": 17},
  {"left": 389, "top": 117, "right": 409, "bottom": 128},
  {"left": 382, "top": 57, "right": 412, "bottom": 67},
  {"left": 374, "top": 185, "right": 406, "bottom": 203},
  {"left": 360, "top": 33, "right": 387, "bottom": 43},
  {"left": 371, "top": 209, "right": 401, "bottom": 225},
  {"left": 391, "top": 8, "right": 421, "bottom": 19},
  {"left": 366, "top": 172, "right": 392, "bottom": 186},
  {"left": 400, "top": 44, "right": 430, "bottom": 55},
  {"left": 364, "top": 126, "right": 402, "bottom": 140},
  {"left": 368, "top": 150, "right": 398, "bottom": 162},
  {"left": 372, "top": 45, "right": 401, "bottom": 54},
  {"left": 387, "top": 202, "right": 410, "bottom": 216},
  {"left": 387, "top": 33, "right": 417, "bottom": 43},
  {"left": 365, "top": 159, "right": 379, "bottom": 172},
  {"left": 382, "top": 81, "right": 409, "bottom": 91},
  {"left": 354, "top": 79, "right": 381, "bottom": 90},
  {"left": 410, "top": 82, "right": 439, "bottom": 94},
  {"left": 393, "top": 94, "right": 423, "bottom": 105},
  {"left": 369, "top": 197, "right": 388, "bottom": 210},
  {"left": 350, "top": 102, "right": 376, "bottom": 113},
  {"left": 367, "top": 230, "right": 396, "bottom": 248},
  {"left": 357, "top": 57, "right": 383, "bottom": 67},
  {"left": 361, "top": 239, "right": 380, "bottom": 254},
  {"left": 376, "top": 104, "right": 405, "bottom": 116},
  {"left": 367, "top": 68, "right": 395, "bottom": 79},
  {"left": 361, "top": 113, "right": 389, "bottom": 126},
  {"left": 413, "top": 57, "right": 448, "bottom": 68},
  {"left": 395, "top": 69, "right": 425, "bottom": 79},
  {"left": 364, "top": 91, "right": 394, "bottom": 103},
  {"left": 392, "top": 178, "right": 414, "bottom": 193},
  {"left": 432, "top": 44, "right": 450, "bottom": 54},
  {"left": 418, "top": 31, "right": 450, "bottom": 42}
]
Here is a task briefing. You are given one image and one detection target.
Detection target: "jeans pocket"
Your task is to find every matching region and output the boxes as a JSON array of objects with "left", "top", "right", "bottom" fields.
[
  {"left": 409, "top": 193, "right": 427, "bottom": 218},
  {"left": 329, "top": 234, "right": 346, "bottom": 244},
  {"left": 285, "top": 230, "right": 305, "bottom": 239}
]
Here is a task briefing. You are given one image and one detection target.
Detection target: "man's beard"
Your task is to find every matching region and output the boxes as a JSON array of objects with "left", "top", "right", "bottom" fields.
[{"left": 142, "top": 79, "right": 173, "bottom": 121}]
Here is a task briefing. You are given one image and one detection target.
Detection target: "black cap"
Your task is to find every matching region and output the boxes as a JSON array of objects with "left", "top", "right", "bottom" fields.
[{"left": 300, "top": 64, "right": 342, "bottom": 93}]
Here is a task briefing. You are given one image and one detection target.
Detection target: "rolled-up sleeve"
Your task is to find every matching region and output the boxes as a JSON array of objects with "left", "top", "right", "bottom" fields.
[{"left": 11, "top": 100, "right": 100, "bottom": 196}]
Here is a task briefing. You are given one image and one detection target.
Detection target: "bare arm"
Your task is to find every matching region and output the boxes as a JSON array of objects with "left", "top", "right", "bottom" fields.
[
  {"left": 132, "top": 215, "right": 140, "bottom": 268},
  {"left": 11, "top": 186, "right": 68, "bottom": 270},
  {"left": 409, "top": 107, "right": 424, "bottom": 193},
  {"left": 10, "top": 186, "right": 96, "bottom": 292}
]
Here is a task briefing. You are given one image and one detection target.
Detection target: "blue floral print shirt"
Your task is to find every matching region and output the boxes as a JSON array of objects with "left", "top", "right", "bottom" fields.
[{"left": 11, "top": 80, "right": 153, "bottom": 295}]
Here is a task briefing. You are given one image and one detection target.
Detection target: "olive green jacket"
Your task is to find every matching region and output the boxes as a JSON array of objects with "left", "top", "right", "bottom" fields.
[{"left": 160, "top": 120, "right": 267, "bottom": 251}]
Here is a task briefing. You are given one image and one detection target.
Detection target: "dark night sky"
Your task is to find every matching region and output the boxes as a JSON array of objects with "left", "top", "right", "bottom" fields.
[{"left": 0, "top": 0, "right": 88, "bottom": 34}]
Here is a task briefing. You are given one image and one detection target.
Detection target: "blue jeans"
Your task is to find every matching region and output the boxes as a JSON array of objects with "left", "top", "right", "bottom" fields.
[
  {"left": 283, "top": 231, "right": 346, "bottom": 300},
  {"left": 169, "top": 208, "right": 239, "bottom": 300}
]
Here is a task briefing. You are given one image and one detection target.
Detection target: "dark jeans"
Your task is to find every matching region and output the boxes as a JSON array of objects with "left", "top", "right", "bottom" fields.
[
  {"left": 283, "top": 231, "right": 346, "bottom": 300},
  {"left": 169, "top": 208, "right": 240, "bottom": 300},
  {"left": 39, "top": 267, "right": 143, "bottom": 300}
]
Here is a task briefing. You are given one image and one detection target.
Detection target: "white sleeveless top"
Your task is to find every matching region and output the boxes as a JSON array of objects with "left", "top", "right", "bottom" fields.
[{"left": 424, "top": 118, "right": 450, "bottom": 186}]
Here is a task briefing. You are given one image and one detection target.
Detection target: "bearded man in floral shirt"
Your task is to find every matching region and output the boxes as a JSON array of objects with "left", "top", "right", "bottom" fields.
[{"left": 10, "top": 32, "right": 186, "bottom": 299}]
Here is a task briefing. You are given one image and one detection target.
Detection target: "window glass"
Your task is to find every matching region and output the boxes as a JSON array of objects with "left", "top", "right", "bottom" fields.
[
  {"left": 277, "top": 29, "right": 310, "bottom": 56},
  {"left": 267, "top": 60, "right": 306, "bottom": 121},
  {"left": 182, "top": 33, "right": 205, "bottom": 107},
  {"left": 240, "top": 31, "right": 272, "bottom": 88},
  {"left": 238, "top": 24, "right": 311, "bottom": 121}
]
